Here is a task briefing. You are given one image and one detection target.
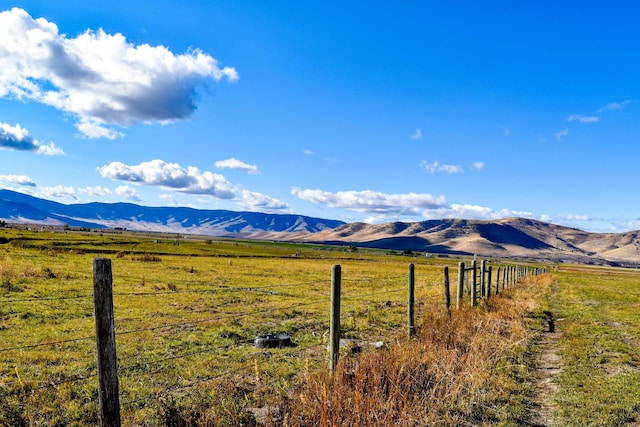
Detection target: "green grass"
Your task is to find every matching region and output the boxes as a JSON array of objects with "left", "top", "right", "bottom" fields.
[
  {"left": 544, "top": 266, "right": 640, "bottom": 426},
  {"left": 5, "top": 227, "right": 639, "bottom": 425},
  {"left": 0, "top": 227, "right": 449, "bottom": 425}
]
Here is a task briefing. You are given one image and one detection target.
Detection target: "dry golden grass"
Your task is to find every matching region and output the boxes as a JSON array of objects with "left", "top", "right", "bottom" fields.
[{"left": 277, "top": 274, "right": 551, "bottom": 426}]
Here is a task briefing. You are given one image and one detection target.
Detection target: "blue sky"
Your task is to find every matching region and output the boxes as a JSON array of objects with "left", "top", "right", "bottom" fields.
[{"left": 0, "top": 1, "right": 638, "bottom": 232}]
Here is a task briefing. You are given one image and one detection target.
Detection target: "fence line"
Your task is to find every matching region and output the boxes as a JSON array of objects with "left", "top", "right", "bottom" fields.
[{"left": 1, "top": 256, "right": 548, "bottom": 425}]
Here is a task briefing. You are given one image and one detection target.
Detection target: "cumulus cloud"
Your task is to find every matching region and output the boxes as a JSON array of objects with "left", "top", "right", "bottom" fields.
[
  {"left": 39, "top": 185, "right": 78, "bottom": 201},
  {"left": 568, "top": 114, "right": 599, "bottom": 123},
  {"left": 116, "top": 185, "right": 141, "bottom": 202},
  {"left": 292, "top": 188, "right": 447, "bottom": 216},
  {"left": 422, "top": 204, "right": 532, "bottom": 221},
  {"left": 292, "top": 187, "right": 538, "bottom": 224},
  {"left": 78, "top": 186, "right": 112, "bottom": 197},
  {"left": 0, "top": 174, "right": 37, "bottom": 187},
  {"left": 0, "top": 122, "right": 64, "bottom": 155},
  {"left": 214, "top": 158, "right": 260, "bottom": 175},
  {"left": 410, "top": 129, "right": 422, "bottom": 140},
  {"left": 98, "top": 159, "right": 235, "bottom": 199},
  {"left": 420, "top": 160, "right": 463, "bottom": 174},
  {"left": 237, "top": 190, "right": 288, "bottom": 212},
  {"left": 0, "top": 8, "right": 238, "bottom": 139}
]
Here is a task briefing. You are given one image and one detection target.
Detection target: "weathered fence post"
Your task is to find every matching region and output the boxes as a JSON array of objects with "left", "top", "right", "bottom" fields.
[
  {"left": 487, "top": 266, "right": 492, "bottom": 299},
  {"left": 408, "top": 263, "right": 415, "bottom": 336},
  {"left": 480, "top": 260, "right": 486, "bottom": 298},
  {"left": 93, "top": 258, "right": 121, "bottom": 427},
  {"left": 329, "top": 264, "right": 341, "bottom": 373},
  {"left": 471, "top": 259, "right": 477, "bottom": 306},
  {"left": 443, "top": 266, "right": 451, "bottom": 318},
  {"left": 495, "top": 266, "right": 501, "bottom": 295},
  {"left": 457, "top": 262, "right": 464, "bottom": 309}
]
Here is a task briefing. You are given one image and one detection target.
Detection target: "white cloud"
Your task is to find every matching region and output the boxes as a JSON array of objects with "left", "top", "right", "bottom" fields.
[
  {"left": 420, "top": 160, "right": 463, "bottom": 174},
  {"left": 98, "top": 159, "right": 236, "bottom": 199},
  {"left": 410, "top": 129, "right": 422, "bottom": 140},
  {"left": 422, "top": 204, "right": 532, "bottom": 221},
  {"left": 555, "top": 128, "right": 569, "bottom": 141},
  {"left": 39, "top": 185, "right": 78, "bottom": 201},
  {"left": 597, "top": 100, "right": 632, "bottom": 113},
  {"left": 304, "top": 149, "right": 314, "bottom": 156},
  {"left": 568, "top": 114, "right": 599, "bottom": 123},
  {"left": 78, "top": 186, "right": 112, "bottom": 197},
  {"left": 291, "top": 187, "right": 540, "bottom": 224},
  {"left": 0, "top": 8, "right": 238, "bottom": 139},
  {"left": 292, "top": 188, "right": 447, "bottom": 216},
  {"left": 0, "top": 122, "right": 64, "bottom": 155},
  {"left": 116, "top": 185, "right": 141, "bottom": 202},
  {"left": 77, "top": 119, "right": 124, "bottom": 140},
  {"left": 214, "top": 158, "right": 260, "bottom": 175},
  {"left": 0, "top": 174, "right": 37, "bottom": 187},
  {"left": 236, "top": 190, "right": 288, "bottom": 212},
  {"left": 471, "top": 161, "right": 484, "bottom": 171},
  {"left": 159, "top": 193, "right": 179, "bottom": 206}
]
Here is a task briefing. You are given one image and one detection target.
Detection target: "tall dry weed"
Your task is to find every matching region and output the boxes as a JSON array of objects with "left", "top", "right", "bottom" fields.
[{"left": 279, "top": 274, "right": 551, "bottom": 426}]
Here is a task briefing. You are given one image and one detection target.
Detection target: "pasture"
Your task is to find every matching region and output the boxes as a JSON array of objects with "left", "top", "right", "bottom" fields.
[
  {"left": 1, "top": 227, "right": 639, "bottom": 426},
  {"left": 0, "top": 228, "right": 445, "bottom": 425}
]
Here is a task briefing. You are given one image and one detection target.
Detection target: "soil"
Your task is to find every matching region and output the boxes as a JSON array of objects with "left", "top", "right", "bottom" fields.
[{"left": 528, "top": 323, "right": 563, "bottom": 427}]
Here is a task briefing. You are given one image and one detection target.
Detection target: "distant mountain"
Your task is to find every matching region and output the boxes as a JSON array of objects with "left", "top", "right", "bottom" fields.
[
  {"left": 2, "top": 189, "right": 639, "bottom": 266},
  {"left": 269, "top": 217, "right": 640, "bottom": 267},
  {"left": 0, "top": 189, "right": 345, "bottom": 234}
]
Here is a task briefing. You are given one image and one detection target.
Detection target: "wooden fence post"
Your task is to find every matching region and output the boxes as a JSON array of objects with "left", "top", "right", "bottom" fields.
[
  {"left": 443, "top": 266, "right": 451, "bottom": 318},
  {"left": 408, "top": 263, "right": 415, "bottom": 336},
  {"left": 93, "top": 258, "right": 121, "bottom": 427},
  {"left": 480, "top": 260, "right": 486, "bottom": 298},
  {"left": 457, "top": 262, "right": 464, "bottom": 309},
  {"left": 495, "top": 266, "right": 501, "bottom": 295},
  {"left": 329, "top": 264, "right": 341, "bottom": 373},
  {"left": 487, "top": 266, "right": 492, "bottom": 299},
  {"left": 471, "top": 259, "right": 477, "bottom": 306}
]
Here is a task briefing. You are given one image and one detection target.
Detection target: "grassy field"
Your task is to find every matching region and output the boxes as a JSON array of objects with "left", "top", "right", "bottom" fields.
[
  {"left": 0, "top": 227, "right": 448, "bottom": 425},
  {"left": 1, "top": 227, "right": 639, "bottom": 426},
  {"left": 544, "top": 265, "right": 640, "bottom": 426}
]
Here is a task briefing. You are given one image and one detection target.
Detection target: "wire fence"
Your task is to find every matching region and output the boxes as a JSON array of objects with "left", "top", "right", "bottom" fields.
[{"left": 0, "top": 256, "right": 544, "bottom": 425}]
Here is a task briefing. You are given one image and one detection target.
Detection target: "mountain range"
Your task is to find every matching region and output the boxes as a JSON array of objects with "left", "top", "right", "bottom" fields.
[
  {"left": 266, "top": 218, "right": 640, "bottom": 266},
  {"left": 1, "top": 189, "right": 639, "bottom": 266},
  {"left": 0, "top": 189, "right": 344, "bottom": 234}
]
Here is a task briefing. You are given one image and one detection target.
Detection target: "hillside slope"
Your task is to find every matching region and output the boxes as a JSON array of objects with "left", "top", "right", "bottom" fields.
[{"left": 278, "top": 217, "right": 640, "bottom": 266}]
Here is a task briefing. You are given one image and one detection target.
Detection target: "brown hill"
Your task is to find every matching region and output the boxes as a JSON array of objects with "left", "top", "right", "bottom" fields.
[{"left": 256, "top": 217, "right": 640, "bottom": 266}]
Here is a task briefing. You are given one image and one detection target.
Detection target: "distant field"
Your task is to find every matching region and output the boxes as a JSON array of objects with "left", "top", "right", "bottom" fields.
[
  {"left": 0, "top": 228, "right": 447, "bottom": 425},
  {"left": 2, "top": 228, "right": 639, "bottom": 426}
]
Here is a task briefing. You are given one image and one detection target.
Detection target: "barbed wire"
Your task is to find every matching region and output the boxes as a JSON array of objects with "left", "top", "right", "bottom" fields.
[
  {"left": 0, "top": 334, "right": 95, "bottom": 353},
  {"left": 116, "top": 298, "right": 330, "bottom": 338},
  {"left": 342, "top": 287, "right": 406, "bottom": 302},
  {"left": 342, "top": 273, "right": 406, "bottom": 284},
  {"left": 0, "top": 278, "right": 328, "bottom": 304},
  {"left": 120, "top": 360, "right": 257, "bottom": 409},
  {"left": 0, "top": 293, "right": 94, "bottom": 303},
  {"left": 4, "top": 369, "right": 97, "bottom": 396}
]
